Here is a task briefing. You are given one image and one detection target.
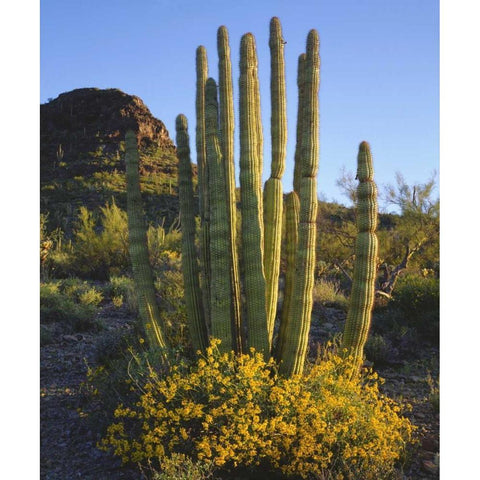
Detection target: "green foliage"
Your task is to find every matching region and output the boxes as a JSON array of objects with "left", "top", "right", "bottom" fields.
[
  {"left": 109, "top": 275, "right": 138, "bottom": 314},
  {"left": 100, "top": 340, "right": 413, "bottom": 479},
  {"left": 40, "top": 279, "right": 104, "bottom": 332},
  {"left": 364, "top": 333, "right": 392, "bottom": 366},
  {"left": 147, "top": 222, "right": 182, "bottom": 270},
  {"left": 152, "top": 453, "right": 215, "bottom": 480},
  {"left": 72, "top": 199, "right": 129, "bottom": 279},
  {"left": 392, "top": 273, "right": 439, "bottom": 343},
  {"left": 312, "top": 278, "right": 348, "bottom": 309}
]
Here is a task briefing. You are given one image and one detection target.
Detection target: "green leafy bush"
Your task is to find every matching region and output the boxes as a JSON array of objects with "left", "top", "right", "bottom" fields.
[
  {"left": 71, "top": 200, "right": 129, "bottom": 279},
  {"left": 312, "top": 278, "right": 348, "bottom": 310},
  {"left": 393, "top": 273, "right": 439, "bottom": 343},
  {"left": 100, "top": 341, "right": 414, "bottom": 479},
  {"left": 40, "top": 279, "right": 103, "bottom": 332},
  {"left": 364, "top": 333, "right": 395, "bottom": 366},
  {"left": 109, "top": 275, "right": 138, "bottom": 314},
  {"left": 152, "top": 453, "right": 215, "bottom": 480}
]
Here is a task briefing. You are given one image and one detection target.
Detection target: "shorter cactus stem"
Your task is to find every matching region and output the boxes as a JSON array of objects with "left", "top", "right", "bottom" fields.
[
  {"left": 125, "top": 130, "right": 169, "bottom": 359},
  {"left": 342, "top": 141, "right": 378, "bottom": 369},
  {"left": 274, "top": 191, "right": 299, "bottom": 362}
]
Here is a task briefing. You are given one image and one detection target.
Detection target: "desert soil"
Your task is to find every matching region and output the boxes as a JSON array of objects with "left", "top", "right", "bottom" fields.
[{"left": 40, "top": 303, "right": 439, "bottom": 480}]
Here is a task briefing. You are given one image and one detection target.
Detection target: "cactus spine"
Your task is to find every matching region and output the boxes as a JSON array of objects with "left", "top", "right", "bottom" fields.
[
  {"left": 195, "top": 46, "right": 211, "bottom": 327},
  {"left": 264, "top": 17, "right": 287, "bottom": 347},
  {"left": 239, "top": 33, "right": 269, "bottom": 356},
  {"left": 125, "top": 130, "right": 169, "bottom": 356},
  {"left": 342, "top": 141, "right": 378, "bottom": 367},
  {"left": 279, "top": 30, "right": 320, "bottom": 377},
  {"left": 175, "top": 115, "right": 209, "bottom": 353},
  {"left": 217, "top": 26, "right": 243, "bottom": 353}
]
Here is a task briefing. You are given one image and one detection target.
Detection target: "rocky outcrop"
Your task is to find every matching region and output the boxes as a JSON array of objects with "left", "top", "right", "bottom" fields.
[
  {"left": 41, "top": 88, "right": 175, "bottom": 174},
  {"left": 40, "top": 88, "right": 180, "bottom": 231}
]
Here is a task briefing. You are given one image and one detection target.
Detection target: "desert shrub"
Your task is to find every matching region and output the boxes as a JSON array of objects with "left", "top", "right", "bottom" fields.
[
  {"left": 154, "top": 270, "right": 188, "bottom": 347},
  {"left": 147, "top": 219, "right": 182, "bottom": 270},
  {"left": 40, "top": 279, "right": 103, "bottom": 332},
  {"left": 312, "top": 278, "right": 348, "bottom": 310},
  {"left": 392, "top": 273, "right": 439, "bottom": 343},
  {"left": 71, "top": 200, "right": 129, "bottom": 279},
  {"left": 109, "top": 275, "right": 137, "bottom": 314},
  {"left": 151, "top": 453, "right": 215, "bottom": 480},
  {"left": 100, "top": 341, "right": 413, "bottom": 479},
  {"left": 112, "top": 295, "right": 124, "bottom": 308},
  {"left": 40, "top": 325, "right": 54, "bottom": 346},
  {"left": 364, "top": 334, "right": 396, "bottom": 366}
]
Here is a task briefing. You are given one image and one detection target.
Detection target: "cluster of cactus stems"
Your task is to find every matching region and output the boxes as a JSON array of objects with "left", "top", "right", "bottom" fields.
[{"left": 126, "top": 17, "right": 378, "bottom": 376}]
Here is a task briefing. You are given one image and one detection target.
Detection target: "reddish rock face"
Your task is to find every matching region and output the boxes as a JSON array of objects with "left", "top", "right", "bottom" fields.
[
  {"left": 41, "top": 87, "right": 175, "bottom": 171},
  {"left": 40, "top": 88, "right": 181, "bottom": 232}
]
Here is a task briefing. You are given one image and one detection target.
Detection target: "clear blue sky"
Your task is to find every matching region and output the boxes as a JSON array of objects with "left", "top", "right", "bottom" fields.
[{"left": 40, "top": 0, "right": 439, "bottom": 209}]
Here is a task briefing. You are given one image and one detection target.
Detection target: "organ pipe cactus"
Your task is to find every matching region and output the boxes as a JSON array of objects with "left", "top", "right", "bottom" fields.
[
  {"left": 217, "top": 26, "right": 243, "bottom": 353},
  {"left": 274, "top": 191, "right": 300, "bottom": 363},
  {"left": 239, "top": 33, "right": 269, "bottom": 356},
  {"left": 278, "top": 30, "right": 320, "bottom": 377},
  {"left": 175, "top": 115, "right": 209, "bottom": 353},
  {"left": 204, "top": 78, "right": 236, "bottom": 351},
  {"left": 156, "top": 18, "right": 376, "bottom": 376},
  {"left": 175, "top": 20, "right": 321, "bottom": 372},
  {"left": 195, "top": 46, "right": 211, "bottom": 327},
  {"left": 342, "top": 141, "right": 378, "bottom": 367},
  {"left": 264, "top": 17, "right": 287, "bottom": 346},
  {"left": 125, "top": 130, "right": 169, "bottom": 357}
]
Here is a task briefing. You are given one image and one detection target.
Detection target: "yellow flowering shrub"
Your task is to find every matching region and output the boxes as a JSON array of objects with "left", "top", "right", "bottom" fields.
[{"left": 99, "top": 340, "right": 414, "bottom": 479}]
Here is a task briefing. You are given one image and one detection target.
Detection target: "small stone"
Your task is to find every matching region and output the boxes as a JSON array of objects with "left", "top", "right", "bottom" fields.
[
  {"left": 62, "top": 335, "right": 80, "bottom": 342},
  {"left": 422, "top": 459, "right": 439, "bottom": 474}
]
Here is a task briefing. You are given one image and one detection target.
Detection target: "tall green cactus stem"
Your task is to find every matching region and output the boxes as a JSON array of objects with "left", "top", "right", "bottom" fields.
[
  {"left": 217, "top": 26, "right": 243, "bottom": 353},
  {"left": 293, "top": 53, "right": 307, "bottom": 194},
  {"left": 342, "top": 141, "right": 378, "bottom": 367},
  {"left": 268, "top": 17, "right": 287, "bottom": 180},
  {"left": 125, "top": 130, "right": 169, "bottom": 356},
  {"left": 239, "top": 33, "right": 269, "bottom": 356},
  {"left": 264, "top": 17, "right": 287, "bottom": 346},
  {"left": 274, "top": 191, "right": 299, "bottom": 362},
  {"left": 175, "top": 115, "right": 209, "bottom": 353},
  {"left": 204, "top": 78, "right": 235, "bottom": 351},
  {"left": 195, "top": 46, "right": 211, "bottom": 327},
  {"left": 279, "top": 30, "right": 320, "bottom": 376}
]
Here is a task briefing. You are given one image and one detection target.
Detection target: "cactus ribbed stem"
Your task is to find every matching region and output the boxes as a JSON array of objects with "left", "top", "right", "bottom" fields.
[
  {"left": 218, "top": 26, "right": 243, "bottom": 353},
  {"left": 205, "top": 78, "right": 235, "bottom": 351},
  {"left": 293, "top": 53, "right": 306, "bottom": 195},
  {"left": 274, "top": 191, "right": 299, "bottom": 362},
  {"left": 176, "top": 115, "right": 209, "bottom": 353},
  {"left": 279, "top": 30, "right": 320, "bottom": 377},
  {"left": 269, "top": 17, "right": 287, "bottom": 180},
  {"left": 239, "top": 33, "right": 269, "bottom": 356},
  {"left": 342, "top": 141, "right": 378, "bottom": 368},
  {"left": 195, "top": 46, "right": 211, "bottom": 327},
  {"left": 125, "top": 130, "right": 169, "bottom": 357},
  {"left": 264, "top": 17, "right": 287, "bottom": 347}
]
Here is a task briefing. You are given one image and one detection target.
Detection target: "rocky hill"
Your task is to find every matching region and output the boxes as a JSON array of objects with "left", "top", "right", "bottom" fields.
[{"left": 41, "top": 88, "right": 181, "bottom": 233}]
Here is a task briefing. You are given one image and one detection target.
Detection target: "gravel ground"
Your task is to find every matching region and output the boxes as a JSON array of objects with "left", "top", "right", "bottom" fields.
[{"left": 40, "top": 302, "right": 439, "bottom": 479}]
